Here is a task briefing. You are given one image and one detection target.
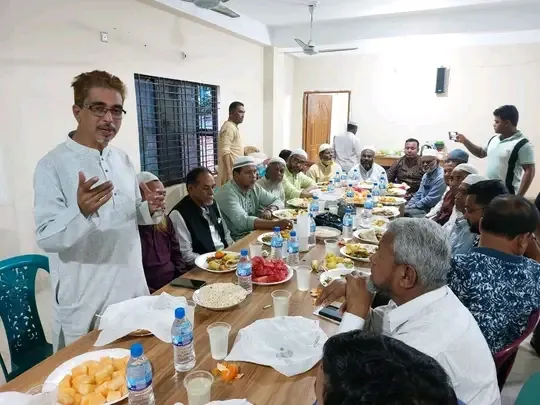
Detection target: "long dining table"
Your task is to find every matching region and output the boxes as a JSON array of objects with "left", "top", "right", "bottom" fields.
[{"left": 0, "top": 230, "right": 372, "bottom": 405}]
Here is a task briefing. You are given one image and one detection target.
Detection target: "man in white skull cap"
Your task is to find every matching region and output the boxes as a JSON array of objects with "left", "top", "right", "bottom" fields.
[
  {"left": 347, "top": 145, "right": 388, "bottom": 184},
  {"left": 283, "top": 148, "right": 317, "bottom": 201},
  {"left": 306, "top": 143, "right": 342, "bottom": 183},
  {"left": 258, "top": 157, "right": 313, "bottom": 202},
  {"left": 333, "top": 121, "right": 361, "bottom": 172}
]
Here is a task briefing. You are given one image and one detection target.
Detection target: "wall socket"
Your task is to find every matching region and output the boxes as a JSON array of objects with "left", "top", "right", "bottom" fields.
[{"left": 100, "top": 32, "right": 108, "bottom": 43}]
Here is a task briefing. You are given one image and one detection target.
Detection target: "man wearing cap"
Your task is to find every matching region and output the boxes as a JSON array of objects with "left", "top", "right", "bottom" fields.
[
  {"left": 215, "top": 156, "right": 292, "bottom": 241},
  {"left": 258, "top": 157, "right": 314, "bottom": 202},
  {"left": 347, "top": 145, "right": 388, "bottom": 184},
  {"left": 283, "top": 149, "right": 317, "bottom": 201},
  {"left": 404, "top": 150, "right": 446, "bottom": 217},
  {"left": 218, "top": 101, "right": 245, "bottom": 186},
  {"left": 446, "top": 149, "right": 470, "bottom": 165},
  {"left": 306, "top": 144, "right": 342, "bottom": 183},
  {"left": 387, "top": 138, "right": 424, "bottom": 195},
  {"left": 332, "top": 121, "right": 362, "bottom": 172}
]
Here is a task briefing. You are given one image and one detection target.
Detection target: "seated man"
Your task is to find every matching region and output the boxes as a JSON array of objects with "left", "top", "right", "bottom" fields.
[
  {"left": 215, "top": 156, "right": 292, "bottom": 240},
  {"left": 404, "top": 150, "right": 446, "bottom": 217},
  {"left": 137, "top": 172, "right": 187, "bottom": 292},
  {"left": 317, "top": 218, "right": 500, "bottom": 405},
  {"left": 348, "top": 145, "right": 388, "bottom": 184},
  {"left": 169, "top": 167, "right": 234, "bottom": 267},
  {"left": 306, "top": 144, "right": 342, "bottom": 183},
  {"left": 386, "top": 138, "right": 423, "bottom": 194},
  {"left": 283, "top": 149, "right": 318, "bottom": 200},
  {"left": 315, "top": 331, "right": 459, "bottom": 405},
  {"left": 443, "top": 163, "right": 479, "bottom": 230},
  {"left": 449, "top": 195, "right": 540, "bottom": 354},
  {"left": 279, "top": 149, "right": 292, "bottom": 161},
  {"left": 258, "top": 157, "right": 312, "bottom": 202}
]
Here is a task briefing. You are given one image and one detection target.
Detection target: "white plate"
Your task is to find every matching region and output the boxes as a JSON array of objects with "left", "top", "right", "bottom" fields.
[
  {"left": 389, "top": 182, "right": 410, "bottom": 190},
  {"left": 194, "top": 251, "right": 239, "bottom": 273},
  {"left": 253, "top": 265, "right": 294, "bottom": 286},
  {"left": 44, "top": 348, "right": 130, "bottom": 405},
  {"left": 353, "top": 228, "right": 385, "bottom": 244},
  {"left": 319, "top": 268, "right": 370, "bottom": 287},
  {"left": 379, "top": 197, "right": 407, "bottom": 206},
  {"left": 340, "top": 244, "right": 378, "bottom": 263},
  {"left": 357, "top": 183, "right": 374, "bottom": 190},
  {"left": 273, "top": 209, "right": 306, "bottom": 220},
  {"left": 357, "top": 216, "right": 389, "bottom": 229},
  {"left": 286, "top": 198, "right": 309, "bottom": 208},
  {"left": 385, "top": 188, "right": 406, "bottom": 197},
  {"left": 372, "top": 206, "right": 400, "bottom": 218},
  {"left": 192, "top": 283, "right": 248, "bottom": 311},
  {"left": 315, "top": 226, "right": 341, "bottom": 239},
  {"left": 257, "top": 232, "right": 291, "bottom": 247}
]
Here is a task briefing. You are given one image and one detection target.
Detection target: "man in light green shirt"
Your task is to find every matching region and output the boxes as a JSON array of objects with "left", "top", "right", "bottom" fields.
[
  {"left": 283, "top": 148, "right": 318, "bottom": 201},
  {"left": 259, "top": 156, "right": 314, "bottom": 203},
  {"left": 215, "top": 156, "right": 292, "bottom": 241}
]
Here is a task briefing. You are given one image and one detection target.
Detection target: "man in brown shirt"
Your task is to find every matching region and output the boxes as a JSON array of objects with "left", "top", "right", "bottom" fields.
[
  {"left": 386, "top": 138, "right": 423, "bottom": 195},
  {"left": 218, "top": 101, "right": 245, "bottom": 186}
]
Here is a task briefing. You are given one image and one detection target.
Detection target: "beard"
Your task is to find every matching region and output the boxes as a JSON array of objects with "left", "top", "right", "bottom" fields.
[
  {"left": 468, "top": 221, "right": 480, "bottom": 234},
  {"left": 367, "top": 277, "right": 379, "bottom": 294}
]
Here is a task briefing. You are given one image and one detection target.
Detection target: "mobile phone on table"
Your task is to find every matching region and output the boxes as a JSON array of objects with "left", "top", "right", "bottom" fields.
[
  {"left": 314, "top": 304, "right": 343, "bottom": 324},
  {"left": 448, "top": 131, "right": 458, "bottom": 141},
  {"left": 170, "top": 277, "right": 206, "bottom": 289}
]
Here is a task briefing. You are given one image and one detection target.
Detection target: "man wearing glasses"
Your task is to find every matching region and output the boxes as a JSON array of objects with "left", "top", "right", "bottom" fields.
[{"left": 33, "top": 70, "right": 165, "bottom": 351}]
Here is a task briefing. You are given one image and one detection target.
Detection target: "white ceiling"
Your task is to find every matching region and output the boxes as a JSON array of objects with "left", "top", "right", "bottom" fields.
[{"left": 144, "top": 0, "right": 540, "bottom": 51}]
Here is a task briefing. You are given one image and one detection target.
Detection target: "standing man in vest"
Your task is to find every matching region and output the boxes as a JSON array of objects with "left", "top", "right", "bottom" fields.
[
  {"left": 333, "top": 121, "right": 362, "bottom": 172},
  {"left": 455, "top": 105, "right": 535, "bottom": 196},
  {"left": 218, "top": 101, "right": 245, "bottom": 186},
  {"left": 170, "top": 167, "right": 234, "bottom": 267}
]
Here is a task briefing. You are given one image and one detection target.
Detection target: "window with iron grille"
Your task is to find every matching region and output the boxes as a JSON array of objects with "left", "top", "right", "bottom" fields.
[{"left": 134, "top": 73, "right": 218, "bottom": 186}]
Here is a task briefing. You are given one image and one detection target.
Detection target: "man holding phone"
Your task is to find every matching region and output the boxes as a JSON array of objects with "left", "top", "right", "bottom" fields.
[{"left": 454, "top": 105, "right": 535, "bottom": 196}]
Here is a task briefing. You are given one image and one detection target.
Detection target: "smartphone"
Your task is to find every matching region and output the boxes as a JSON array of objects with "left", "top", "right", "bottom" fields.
[
  {"left": 448, "top": 131, "right": 458, "bottom": 141},
  {"left": 170, "top": 277, "right": 206, "bottom": 290},
  {"left": 317, "top": 304, "right": 343, "bottom": 323}
]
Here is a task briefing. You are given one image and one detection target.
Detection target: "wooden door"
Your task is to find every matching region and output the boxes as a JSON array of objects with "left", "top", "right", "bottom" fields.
[{"left": 303, "top": 93, "right": 333, "bottom": 162}]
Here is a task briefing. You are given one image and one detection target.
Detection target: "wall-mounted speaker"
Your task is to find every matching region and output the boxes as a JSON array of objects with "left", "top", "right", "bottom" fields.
[{"left": 435, "top": 67, "right": 447, "bottom": 94}]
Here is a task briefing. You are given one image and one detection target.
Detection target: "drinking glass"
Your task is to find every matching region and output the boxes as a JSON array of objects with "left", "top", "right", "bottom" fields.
[
  {"left": 271, "top": 290, "right": 291, "bottom": 317},
  {"left": 207, "top": 322, "right": 231, "bottom": 360},
  {"left": 184, "top": 370, "right": 214, "bottom": 405}
]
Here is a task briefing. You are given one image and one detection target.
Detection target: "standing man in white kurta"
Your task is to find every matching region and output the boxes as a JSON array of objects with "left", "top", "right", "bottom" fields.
[{"left": 33, "top": 70, "right": 165, "bottom": 351}]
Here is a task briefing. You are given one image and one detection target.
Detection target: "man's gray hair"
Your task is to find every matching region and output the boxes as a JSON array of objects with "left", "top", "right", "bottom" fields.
[{"left": 386, "top": 218, "right": 451, "bottom": 291}]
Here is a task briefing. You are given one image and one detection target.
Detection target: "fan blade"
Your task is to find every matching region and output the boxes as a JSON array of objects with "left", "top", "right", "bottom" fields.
[
  {"left": 294, "top": 38, "right": 310, "bottom": 50},
  {"left": 317, "top": 47, "right": 359, "bottom": 53},
  {"left": 182, "top": 0, "right": 196, "bottom": 2},
  {"left": 285, "top": 50, "right": 308, "bottom": 54},
  {"left": 212, "top": 3, "right": 240, "bottom": 18}
]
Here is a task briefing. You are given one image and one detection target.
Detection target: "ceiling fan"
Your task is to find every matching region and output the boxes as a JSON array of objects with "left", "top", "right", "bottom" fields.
[
  {"left": 288, "top": 4, "right": 358, "bottom": 56},
  {"left": 181, "top": 0, "right": 240, "bottom": 18}
]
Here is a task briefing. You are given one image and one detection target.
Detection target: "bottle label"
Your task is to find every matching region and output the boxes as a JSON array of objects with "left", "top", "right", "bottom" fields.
[
  {"left": 271, "top": 240, "right": 283, "bottom": 248},
  {"left": 172, "top": 330, "right": 193, "bottom": 347},
  {"left": 288, "top": 242, "right": 299, "bottom": 254},
  {"left": 127, "top": 365, "right": 153, "bottom": 391},
  {"left": 237, "top": 264, "right": 252, "bottom": 277}
]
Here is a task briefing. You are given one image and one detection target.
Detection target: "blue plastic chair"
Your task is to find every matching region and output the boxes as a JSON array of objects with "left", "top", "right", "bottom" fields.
[
  {"left": 515, "top": 372, "right": 540, "bottom": 405},
  {"left": 0, "top": 254, "right": 53, "bottom": 381}
]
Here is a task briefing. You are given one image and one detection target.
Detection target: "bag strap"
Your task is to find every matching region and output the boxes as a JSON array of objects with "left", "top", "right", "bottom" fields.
[{"left": 505, "top": 138, "right": 529, "bottom": 194}]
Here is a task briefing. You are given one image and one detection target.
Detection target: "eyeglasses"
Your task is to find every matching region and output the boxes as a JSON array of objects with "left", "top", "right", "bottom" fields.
[{"left": 83, "top": 103, "right": 126, "bottom": 119}]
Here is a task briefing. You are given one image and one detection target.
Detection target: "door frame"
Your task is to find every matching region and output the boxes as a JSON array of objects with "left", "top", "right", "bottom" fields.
[{"left": 302, "top": 90, "right": 351, "bottom": 152}]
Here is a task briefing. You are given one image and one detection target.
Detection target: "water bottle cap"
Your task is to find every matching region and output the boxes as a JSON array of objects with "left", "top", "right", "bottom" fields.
[
  {"left": 130, "top": 343, "right": 143, "bottom": 357},
  {"left": 175, "top": 307, "right": 185, "bottom": 319},
  {"left": 368, "top": 194, "right": 373, "bottom": 198},
  {"left": 374, "top": 182, "right": 378, "bottom": 186},
  {"left": 290, "top": 230, "right": 297, "bottom": 237},
  {"left": 274, "top": 226, "right": 281, "bottom": 232},
  {"left": 313, "top": 195, "right": 319, "bottom": 200},
  {"left": 354, "top": 169, "right": 358, "bottom": 172},
  {"left": 348, "top": 183, "right": 352, "bottom": 186},
  {"left": 346, "top": 207, "right": 352, "bottom": 212},
  {"left": 240, "top": 248, "right": 249, "bottom": 256}
]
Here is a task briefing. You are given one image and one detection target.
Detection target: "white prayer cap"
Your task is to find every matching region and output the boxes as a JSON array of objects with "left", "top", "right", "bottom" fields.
[
  {"left": 462, "top": 174, "right": 488, "bottom": 186},
  {"left": 421, "top": 149, "right": 439, "bottom": 158},
  {"left": 453, "top": 163, "right": 478, "bottom": 175},
  {"left": 267, "top": 157, "right": 286, "bottom": 165},
  {"left": 233, "top": 156, "right": 256, "bottom": 169},
  {"left": 361, "top": 145, "right": 376, "bottom": 153},
  {"left": 290, "top": 148, "right": 308, "bottom": 159},
  {"left": 318, "top": 144, "right": 332, "bottom": 153},
  {"left": 137, "top": 171, "right": 159, "bottom": 184},
  {"left": 348, "top": 120, "right": 358, "bottom": 127}
]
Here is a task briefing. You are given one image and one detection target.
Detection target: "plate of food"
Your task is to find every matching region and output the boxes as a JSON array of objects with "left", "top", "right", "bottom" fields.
[
  {"left": 251, "top": 257, "right": 293, "bottom": 285},
  {"left": 372, "top": 206, "right": 400, "bottom": 218},
  {"left": 315, "top": 226, "right": 341, "bottom": 239},
  {"left": 340, "top": 243, "right": 378, "bottom": 262},
  {"left": 319, "top": 269, "right": 370, "bottom": 287},
  {"left": 194, "top": 251, "right": 240, "bottom": 273},
  {"left": 357, "top": 182, "right": 374, "bottom": 190},
  {"left": 354, "top": 228, "right": 385, "bottom": 244},
  {"left": 385, "top": 188, "right": 406, "bottom": 196},
  {"left": 286, "top": 198, "right": 310, "bottom": 208},
  {"left": 192, "top": 283, "right": 248, "bottom": 311},
  {"left": 258, "top": 230, "right": 291, "bottom": 246},
  {"left": 378, "top": 196, "right": 407, "bottom": 206},
  {"left": 320, "top": 252, "right": 354, "bottom": 271},
  {"left": 358, "top": 216, "right": 389, "bottom": 229},
  {"left": 342, "top": 190, "right": 369, "bottom": 206},
  {"left": 273, "top": 208, "right": 307, "bottom": 220},
  {"left": 45, "top": 348, "right": 130, "bottom": 405},
  {"left": 388, "top": 182, "right": 410, "bottom": 190}
]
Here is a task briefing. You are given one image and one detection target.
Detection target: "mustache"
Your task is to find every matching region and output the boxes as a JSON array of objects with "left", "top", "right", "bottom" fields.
[{"left": 98, "top": 125, "right": 117, "bottom": 132}]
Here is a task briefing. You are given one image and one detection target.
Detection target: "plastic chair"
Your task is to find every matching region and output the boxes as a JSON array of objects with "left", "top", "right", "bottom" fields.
[
  {"left": 493, "top": 309, "right": 540, "bottom": 390},
  {"left": 515, "top": 372, "right": 540, "bottom": 405},
  {"left": 0, "top": 254, "right": 53, "bottom": 381}
]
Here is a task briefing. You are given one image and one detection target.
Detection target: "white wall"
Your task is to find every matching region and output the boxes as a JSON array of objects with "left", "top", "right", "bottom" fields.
[
  {"left": 329, "top": 93, "right": 350, "bottom": 139},
  {"left": 292, "top": 43, "right": 540, "bottom": 196},
  {"left": 0, "top": 0, "right": 264, "bottom": 259}
]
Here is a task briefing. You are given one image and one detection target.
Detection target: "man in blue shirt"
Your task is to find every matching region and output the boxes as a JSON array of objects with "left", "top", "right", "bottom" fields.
[
  {"left": 405, "top": 149, "right": 446, "bottom": 217},
  {"left": 448, "top": 194, "right": 540, "bottom": 354}
]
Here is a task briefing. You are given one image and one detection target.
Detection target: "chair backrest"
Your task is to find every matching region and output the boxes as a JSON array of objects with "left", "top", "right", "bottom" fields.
[
  {"left": 0, "top": 254, "right": 52, "bottom": 379},
  {"left": 515, "top": 372, "right": 540, "bottom": 405},
  {"left": 494, "top": 309, "right": 540, "bottom": 366}
]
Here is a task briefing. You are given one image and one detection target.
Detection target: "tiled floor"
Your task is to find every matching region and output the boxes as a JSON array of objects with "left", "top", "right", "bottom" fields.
[{"left": 0, "top": 279, "right": 538, "bottom": 403}]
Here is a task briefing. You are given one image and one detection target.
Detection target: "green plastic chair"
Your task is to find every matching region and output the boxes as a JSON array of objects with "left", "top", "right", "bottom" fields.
[
  {"left": 515, "top": 372, "right": 540, "bottom": 405},
  {"left": 0, "top": 254, "right": 53, "bottom": 381}
]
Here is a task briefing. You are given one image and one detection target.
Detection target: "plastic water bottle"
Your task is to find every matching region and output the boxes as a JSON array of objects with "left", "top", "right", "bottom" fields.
[
  {"left": 379, "top": 175, "right": 387, "bottom": 196},
  {"left": 334, "top": 171, "right": 341, "bottom": 186},
  {"left": 237, "top": 249, "right": 253, "bottom": 293},
  {"left": 270, "top": 227, "right": 284, "bottom": 260},
  {"left": 343, "top": 207, "right": 354, "bottom": 240},
  {"left": 350, "top": 169, "right": 359, "bottom": 182},
  {"left": 372, "top": 182, "right": 380, "bottom": 203},
  {"left": 287, "top": 230, "right": 300, "bottom": 266},
  {"left": 310, "top": 195, "right": 320, "bottom": 217},
  {"left": 171, "top": 307, "right": 196, "bottom": 372},
  {"left": 309, "top": 214, "right": 317, "bottom": 246},
  {"left": 340, "top": 170, "right": 348, "bottom": 187},
  {"left": 127, "top": 343, "right": 155, "bottom": 405},
  {"left": 327, "top": 179, "right": 335, "bottom": 193},
  {"left": 362, "top": 194, "right": 374, "bottom": 227},
  {"left": 346, "top": 183, "right": 354, "bottom": 198}
]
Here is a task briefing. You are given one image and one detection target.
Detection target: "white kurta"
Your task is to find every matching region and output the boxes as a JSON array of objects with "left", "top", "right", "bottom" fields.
[
  {"left": 348, "top": 163, "right": 388, "bottom": 184},
  {"left": 33, "top": 135, "right": 157, "bottom": 350}
]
